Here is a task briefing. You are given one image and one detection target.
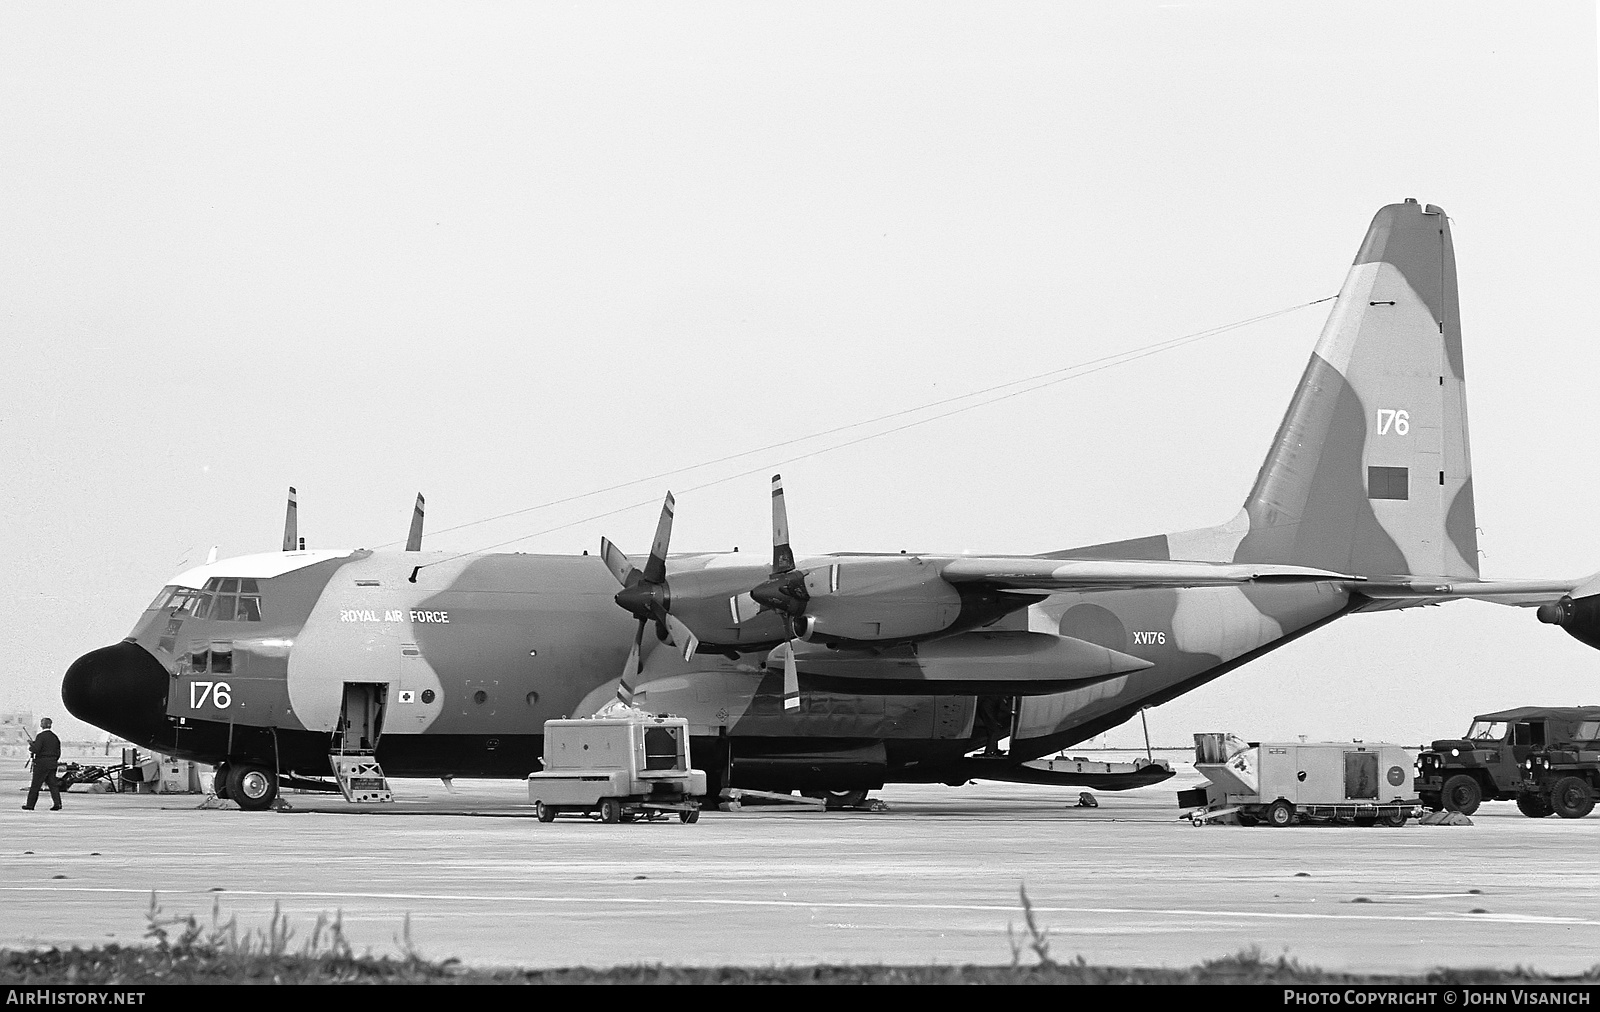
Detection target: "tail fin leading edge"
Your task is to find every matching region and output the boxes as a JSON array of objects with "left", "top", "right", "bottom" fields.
[{"left": 1236, "top": 199, "right": 1478, "bottom": 580}]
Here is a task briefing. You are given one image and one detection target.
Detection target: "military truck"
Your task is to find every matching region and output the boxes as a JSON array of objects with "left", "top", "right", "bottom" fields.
[
  {"left": 1415, "top": 706, "right": 1600, "bottom": 816},
  {"left": 1519, "top": 737, "right": 1600, "bottom": 819}
]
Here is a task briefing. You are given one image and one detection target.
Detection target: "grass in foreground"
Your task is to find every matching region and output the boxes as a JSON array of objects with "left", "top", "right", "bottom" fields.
[{"left": 3, "top": 891, "right": 1598, "bottom": 985}]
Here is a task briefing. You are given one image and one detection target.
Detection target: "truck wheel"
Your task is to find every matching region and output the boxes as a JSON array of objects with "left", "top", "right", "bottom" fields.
[
  {"left": 227, "top": 762, "right": 278, "bottom": 812},
  {"left": 1266, "top": 800, "right": 1295, "bottom": 827},
  {"left": 1550, "top": 777, "right": 1595, "bottom": 819},
  {"left": 679, "top": 809, "right": 699, "bottom": 824},
  {"left": 536, "top": 802, "right": 557, "bottom": 823},
  {"left": 1516, "top": 794, "right": 1553, "bottom": 819},
  {"left": 600, "top": 798, "right": 622, "bottom": 824},
  {"left": 1380, "top": 812, "right": 1408, "bottom": 827},
  {"left": 1440, "top": 774, "right": 1482, "bottom": 815}
]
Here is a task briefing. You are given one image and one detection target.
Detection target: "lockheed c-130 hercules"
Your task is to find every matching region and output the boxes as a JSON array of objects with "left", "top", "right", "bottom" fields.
[{"left": 62, "top": 200, "right": 1600, "bottom": 811}]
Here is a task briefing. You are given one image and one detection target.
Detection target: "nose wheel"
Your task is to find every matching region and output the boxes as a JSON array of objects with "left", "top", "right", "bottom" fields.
[{"left": 227, "top": 762, "right": 279, "bottom": 811}]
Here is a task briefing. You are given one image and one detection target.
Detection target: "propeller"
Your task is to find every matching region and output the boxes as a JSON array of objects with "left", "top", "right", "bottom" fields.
[
  {"left": 599, "top": 492, "right": 700, "bottom": 707},
  {"left": 732, "top": 475, "right": 819, "bottom": 710}
]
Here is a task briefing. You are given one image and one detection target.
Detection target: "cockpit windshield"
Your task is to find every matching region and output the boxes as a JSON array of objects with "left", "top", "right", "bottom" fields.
[
  {"left": 1465, "top": 720, "right": 1508, "bottom": 741},
  {"left": 148, "top": 580, "right": 264, "bottom": 622}
]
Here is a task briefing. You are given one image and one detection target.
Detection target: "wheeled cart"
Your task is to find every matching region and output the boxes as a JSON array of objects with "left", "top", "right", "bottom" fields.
[
  {"left": 1180, "top": 733, "right": 1421, "bottom": 827},
  {"left": 527, "top": 711, "right": 707, "bottom": 824}
]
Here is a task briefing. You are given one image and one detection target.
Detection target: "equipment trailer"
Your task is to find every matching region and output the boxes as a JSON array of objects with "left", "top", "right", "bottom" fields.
[
  {"left": 527, "top": 710, "right": 706, "bottom": 824},
  {"left": 1181, "top": 733, "right": 1420, "bottom": 827}
]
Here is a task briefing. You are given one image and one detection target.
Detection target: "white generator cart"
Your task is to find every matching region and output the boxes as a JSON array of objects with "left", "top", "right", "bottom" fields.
[
  {"left": 1181, "top": 732, "right": 1420, "bottom": 827},
  {"left": 527, "top": 711, "right": 707, "bottom": 824}
]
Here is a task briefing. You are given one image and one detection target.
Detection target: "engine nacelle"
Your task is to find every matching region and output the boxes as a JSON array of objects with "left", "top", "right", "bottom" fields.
[
  {"left": 796, "top": 556, "right": 961, "bottom": 644},
  {"left": 1537, "top": 594, "right": 1600, "bottom": 651}
]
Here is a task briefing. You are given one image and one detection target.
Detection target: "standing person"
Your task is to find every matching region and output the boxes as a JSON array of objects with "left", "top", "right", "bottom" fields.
[{"left": 23, "top": 717, "right": 62, "bottom": 811}]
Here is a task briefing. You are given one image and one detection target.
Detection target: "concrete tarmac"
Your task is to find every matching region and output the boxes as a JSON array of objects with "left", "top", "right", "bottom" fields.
[{"left": 4, "top": 755, "right": 1598, "bottom": 974}]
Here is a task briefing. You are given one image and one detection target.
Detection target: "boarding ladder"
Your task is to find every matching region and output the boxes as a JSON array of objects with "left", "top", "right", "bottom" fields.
[
  {"left": 329, "top": 752, "right": 394, "bottom": 803},
  {"left": 330, "top": 683, "right": 394, "bottom": 803}
]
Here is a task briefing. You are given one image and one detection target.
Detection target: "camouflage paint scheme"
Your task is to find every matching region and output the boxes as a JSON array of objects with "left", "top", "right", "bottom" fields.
[{"left": 61, "top": 201, "right": 1599, "bottom": 795}]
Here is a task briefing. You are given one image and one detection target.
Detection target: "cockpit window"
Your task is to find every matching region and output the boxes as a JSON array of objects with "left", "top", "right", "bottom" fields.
[
  {"left": 195, "top": 577, "right": 264, "bottom": 622},
  {"left": 147, "top": 587, "right": 177, "bottom": 610},
  {"left": 1465, "top": 720, "right": 1507, "bottom": 741}
]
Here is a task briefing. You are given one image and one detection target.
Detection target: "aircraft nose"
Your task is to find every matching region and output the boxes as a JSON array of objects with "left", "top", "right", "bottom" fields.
[{"left": 62, "top": 641, "right": 172, "bottom": 746}]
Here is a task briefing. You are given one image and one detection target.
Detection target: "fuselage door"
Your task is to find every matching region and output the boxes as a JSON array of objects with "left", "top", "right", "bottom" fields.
[{"left": 336, "top": 682, "right": 388, "bottom": 754}]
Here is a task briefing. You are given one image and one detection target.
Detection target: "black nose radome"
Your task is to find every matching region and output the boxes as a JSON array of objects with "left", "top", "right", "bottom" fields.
[{"left": 62, "top": 641, "right": 172, "bottom": 748}]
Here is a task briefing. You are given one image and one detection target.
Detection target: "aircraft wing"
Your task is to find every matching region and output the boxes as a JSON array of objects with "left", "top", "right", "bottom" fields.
[
  {"left": 1349, "top": 576, "right": 1597, "bottom": 608},
  {"left": 937, "top": 557, "right": 1359, "bottom": 593}
]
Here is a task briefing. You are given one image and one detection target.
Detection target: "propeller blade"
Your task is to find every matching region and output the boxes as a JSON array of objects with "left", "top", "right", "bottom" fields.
[
  {"left": 642, "top": 492, "right": 675, "bottom": 585},
  {"left": 664, "top": 613, "right": 700, "bottom": 662},
  {"left": 781, "top": 641, "right": 800, "bottom": 711},
  {"left": 281, "top": 486, "right": 298, "bottom": 552},
  {"left": 616, "top": 620, "right": 646, "bottom": 706},
  {"left": 405, "top": 493, "right": 425, "bottom": 552},
  {"left": 771, "top": 474, "right": 795, "bottom": 574},
  {"left": 729, "top": 592, "right": 762, "bottom": 625},
  {"left": 599, "top": 537, "right": 641, "bottom": 587}
]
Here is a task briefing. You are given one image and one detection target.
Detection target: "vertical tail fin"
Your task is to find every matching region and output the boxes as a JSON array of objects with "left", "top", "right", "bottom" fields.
[{"left": 1236, "top": 199, "right": 1478, "bottom": 579}]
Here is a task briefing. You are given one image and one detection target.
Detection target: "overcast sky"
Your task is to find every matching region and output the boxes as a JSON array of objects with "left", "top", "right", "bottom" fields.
[{"left": 3, "top": 2, "right": 1598, "bottom": 749}]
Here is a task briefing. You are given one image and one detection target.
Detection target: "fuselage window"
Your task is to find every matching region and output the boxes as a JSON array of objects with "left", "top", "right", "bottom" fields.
[{"left": 210, "top": 643, "right": 233, "bottom": 674}]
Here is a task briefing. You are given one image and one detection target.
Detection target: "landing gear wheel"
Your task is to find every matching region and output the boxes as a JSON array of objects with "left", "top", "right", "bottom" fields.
[
  {"left": 679, "top": 809, "right": 700, "bottom": 824},
  {"left": 536, "top": 802, "right": 557, "bottom": 823},
  {"left": 600, "top": 798, "right": 622, "bottom": 824},
  {"left": 1516, "top": 793, "right": 1554, "bottom": 819},
  {"left": 213, "top": 763, "right": 232, "bottom": 800},
  {"left": 1440, "top": 774, "right": 1482, "bottom": 816},
  {"left": 1265, "top": 800, "right": 1295, "bottom": 827},
  {"left": 227, "top": 762, "right": 278, "bottom": 812},
  {"left": 1551, "top": 777, "right": 1595, "bottom": 819},
  {"left": 804, "top": 788, "right": 869, "bottom": 810}
]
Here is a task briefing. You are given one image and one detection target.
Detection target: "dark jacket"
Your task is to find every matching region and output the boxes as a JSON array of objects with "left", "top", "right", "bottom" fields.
[{"left": 30, "top": 729, "right": 60, "bottom": 763}]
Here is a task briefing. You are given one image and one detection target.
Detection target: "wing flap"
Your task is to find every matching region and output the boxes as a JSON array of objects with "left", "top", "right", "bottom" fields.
[{"left": 939, "top": 557, "right": 1358, "bottom": 592}]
